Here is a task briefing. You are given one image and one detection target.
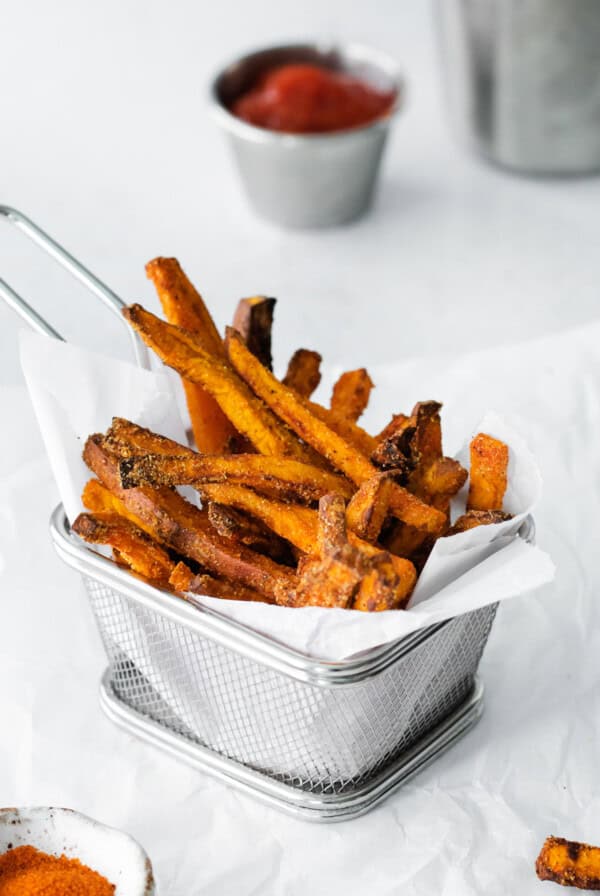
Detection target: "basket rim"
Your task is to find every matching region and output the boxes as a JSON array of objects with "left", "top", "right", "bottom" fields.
[{"left": 50, "top": 503, "right": 533, "bottom": 686}]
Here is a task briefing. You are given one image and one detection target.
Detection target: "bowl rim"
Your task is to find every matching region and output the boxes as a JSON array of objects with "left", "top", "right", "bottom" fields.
[
  {"left": 209, "top": 40, "right": 404, "bottom": 145},
  {"left": 0, "top": 807, "right": 155, "bottom": 895}
]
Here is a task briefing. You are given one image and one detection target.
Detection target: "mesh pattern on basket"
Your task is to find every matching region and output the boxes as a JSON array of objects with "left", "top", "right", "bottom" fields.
[{"left": 84, "top": 576, "right": 496, "bottom": 794}]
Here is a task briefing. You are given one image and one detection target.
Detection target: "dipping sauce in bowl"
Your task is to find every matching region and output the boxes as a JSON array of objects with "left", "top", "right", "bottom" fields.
[{"left": 230, "top": 63, "right": 396, "bottom": 134}]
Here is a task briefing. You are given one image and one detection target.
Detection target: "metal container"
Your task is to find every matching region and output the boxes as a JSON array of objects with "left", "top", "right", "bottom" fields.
[
  {"left": 210, "top": 43, "right": 402, "bottom": 228},
  {"left": 48, "top": 505, "right": 519, "bottom": 821},
  {"left": 437, "top": 0, "right": 600, "bottom": 174}
]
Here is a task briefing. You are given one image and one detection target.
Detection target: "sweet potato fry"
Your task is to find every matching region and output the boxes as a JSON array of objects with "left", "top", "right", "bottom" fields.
[
  {"left": 317, "top": 493, "right": 348, "bottom": 556},
  {"left": 371, "top": 414, "right": 414, "bottom": 473},
  {"left": 118, "top": 452, "right": 353, "bottom": 503},
  {"left": 123, "top": 304, "right": 320, "bottom": 464},
  {"left": 446, "top": 509, "right": 512, "bottom": 535},
  {"left": 467, "top": 432, "right": 509, "bottom": 511},
  {"left": 207, "top": 503, "right": 295, "bottom": 563},
  {"left": 282, "top": 348, "right": 322, "bottom": 398},
  {"left": 146, "top": 257, "right": 224, "bottom": 355},
  {"left": 225, "top": 328, "right": 445, "bottom": 535},
  {"left": 306, "top": 400, "right": 377, "bottom": 457},
  {"left": 146, "top": 257, "right": 237, "bottom": 453},
  {"left": 353, "top": 553, "right": 415, "bottom": 612},
  {"left": 105, "top": 417, "right": 196, "bottom": 459},
  {"left": 330, "top": 368, "right": 374, "bottom": 422},
  {"left": 83, "top": 434, "right": 295, "bottom": 600},
  {"left": 232, "top": 296, "right": 276, "bottom": 369},
  {"left": 420, "top": 456, "right": 467, "bottom": 499},
  {"left": 536, "top": 836, "right": 600, "bottom": 889},
  {"left": 199, "top": 483, "right": 318, "bottom": 553},
  {"left": 82, "top": 478, "right": 158, "bottom": 536},
  {"left": 291, "top": 555, "right": 362, "bottom": 609},
  {"left": 346, "top": 472, "right": 394, "bottom": 542},
  {"left": 169, "top": 561, "right": 271, "bottom": 603},
  {"left": 73, "top": 512, "right": 175, "bottom": 584}
]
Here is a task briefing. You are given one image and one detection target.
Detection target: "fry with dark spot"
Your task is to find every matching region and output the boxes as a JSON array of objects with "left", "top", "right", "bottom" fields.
[
  {"left": 282, "top": 348, "right": 322, "bottom": 397},
  {"left": 232, "top": 296, "right": 276, "bottom": 369},
  {"left": 536, "top": 836, "right": 600, "bottom": 889},
  {"left": 446, "top": 509, "right": 512, "bottom": 535}
]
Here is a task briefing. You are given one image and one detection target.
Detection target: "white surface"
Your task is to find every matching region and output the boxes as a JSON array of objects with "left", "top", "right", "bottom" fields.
[
  {"left": 1, "top": 2, "right": 599, "bottom": 895},
  {"left": 0, "top": 807, "right": 154, "bottom": 895},
  {"left": 2, "top": 320, "right": 600, "bottom": 895}
]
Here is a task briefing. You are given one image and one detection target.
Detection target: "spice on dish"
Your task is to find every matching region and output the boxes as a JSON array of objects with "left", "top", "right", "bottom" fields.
[
  {"left": 0, "top": 844, "right": 115, "bottom": 895},
  {"left": 230, "top": 63, "right": 396, "bottom": 134}
]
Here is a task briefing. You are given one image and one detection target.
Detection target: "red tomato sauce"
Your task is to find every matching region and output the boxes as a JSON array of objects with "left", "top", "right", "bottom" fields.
[{"left": 230, "top": 64, "right": 396, "bottom": 134}]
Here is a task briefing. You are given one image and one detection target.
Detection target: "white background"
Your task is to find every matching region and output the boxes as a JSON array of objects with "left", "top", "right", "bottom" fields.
[{"left": 1, "top": 2, "right": 600, "bottom": 895}]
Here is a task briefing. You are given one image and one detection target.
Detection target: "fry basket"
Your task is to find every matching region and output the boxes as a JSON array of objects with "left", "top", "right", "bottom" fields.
[{"left": 2, "top": 206, "right": 532, "bottom": 821}]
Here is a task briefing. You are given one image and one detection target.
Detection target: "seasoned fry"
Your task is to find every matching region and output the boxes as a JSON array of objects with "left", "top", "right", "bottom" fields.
[
  {"left": 282, "top": 348, "right": 322, "bottom": 398},
  {"left": 123, "top": 304, "right": 320, "bottom": 464},
  {"left": 446, "top": 509, "right": 512, "bottom": 535},
  {"left": 330, "top": 368, "right": 374, "bottom": 422},
  {"left": 207, "top": 503, "right": 294, "bottom": 563},
  {"left": 73, "top": 512, "right": 175, "bottom": 584},
  {"left": 169, "top": 561, "right": 271, "bottom": 603},
  {"left": 536, "top": 836, "right": 600, "bottom": 890},
  {"left": 225, "top": 327, "right": 445, "bottom": 535},
  {"left": 146, "top": 257, "right": 236, "bottom": 453},
  {"left": 346, "top": 472, "right": 394, "bottom": 542},
  {"left": 232, "top": 296, "right": 276, "bottom": 369},
  {"left": 290, "top": 555, "right": 361, "bottom": 609},
  {"left": 105, "top": 417, "right": 196, "bottom": 458},
  {"left": 467, "top": 432, "right": 509, "bottom": 511},
  {"left": 306, "top": 400, "right": 378, "bottom": 457},
  {"left": 353, "top": 554, "right": 415, "bottom": 612},
  {"left": 199, "top": 483, "right": 317, "bottom": 553},
  {"left": 82, "top": 478, "right": 157, "bottom": 536},
  {"left": 82, "top": 434, "right": 296, "bottom": 600},
  {"left": 317, "top": 493, "right": 348, "bottom": 556},
  {"left": 420, "top": 456, "right": 468, "bottom": 500},
  {"left": 371, "top": 414, "right": 414, "bottom": 473},
  {"left": 118, "top": 452, "right": 353, "bottom": 503}
]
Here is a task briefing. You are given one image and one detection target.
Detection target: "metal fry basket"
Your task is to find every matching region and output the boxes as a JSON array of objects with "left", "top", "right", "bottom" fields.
[{"left": 2, "top": 206, "right": 529, "bottom": 820}]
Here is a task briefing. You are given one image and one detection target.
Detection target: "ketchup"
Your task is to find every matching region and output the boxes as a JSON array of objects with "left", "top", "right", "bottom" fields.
[{"left": 230, "top": 64, "right": 396, "bottom": 134}]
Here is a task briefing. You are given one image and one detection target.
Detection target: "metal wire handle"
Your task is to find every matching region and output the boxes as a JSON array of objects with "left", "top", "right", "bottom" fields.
[{"left": 0, "top": 205, "right": 149, "bottom": 368}]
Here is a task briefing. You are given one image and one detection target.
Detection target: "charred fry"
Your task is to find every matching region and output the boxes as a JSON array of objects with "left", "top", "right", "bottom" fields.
[
  {"left": 232, "top": 296, "right": 276, "bottom": 369},
  {"left": 467, "top": 432, "right": 509, "bottom": 511},
  {"left": 330, "top": 368, "right": 374, "bottom": 422},
  {"left": 282, "top": 348, "right": 322, "bottom": 397},
  {"left": 536, "top": 836, "right": 600, "bottom": 890},
  {"left": 118, "top": 452, "right": 353, "bottom": 503},
  {"left": 446, "top": 509, "right": 512, "bottom": 535}
]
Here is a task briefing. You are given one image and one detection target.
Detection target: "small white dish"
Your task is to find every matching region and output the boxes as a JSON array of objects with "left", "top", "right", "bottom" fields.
[{"left": 0, "top": 807, "right": 155, "bottom": 894}]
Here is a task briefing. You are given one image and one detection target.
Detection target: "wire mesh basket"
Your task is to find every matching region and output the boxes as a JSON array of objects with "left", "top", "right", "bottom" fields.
[
  {"left": 1, "top": 205, "right": 530, "bottom": 820},
  {"left": 50, "top": 507, "right": 534, "bottom": 820}
]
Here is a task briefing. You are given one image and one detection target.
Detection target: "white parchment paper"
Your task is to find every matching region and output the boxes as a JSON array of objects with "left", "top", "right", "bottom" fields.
[{"left": 19, "top": 329, "right": 554, "bottom": 661}]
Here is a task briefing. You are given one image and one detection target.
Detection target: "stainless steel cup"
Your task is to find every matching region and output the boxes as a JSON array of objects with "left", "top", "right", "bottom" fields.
[
  {"left": 210, "top": 43, "right": 402, "bottom": 228},
  {"left": 437, "top": 0, "right": 600, "bottom": 174}
]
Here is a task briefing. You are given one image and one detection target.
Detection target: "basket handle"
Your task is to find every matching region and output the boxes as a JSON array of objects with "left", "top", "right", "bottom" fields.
[{"left": 0, "top": 205, "right": 149, "bottom": 369}]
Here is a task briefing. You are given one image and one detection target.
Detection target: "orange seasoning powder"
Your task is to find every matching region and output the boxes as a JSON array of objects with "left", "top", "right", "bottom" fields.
[{"left": 0, "top": 845, "right": 115, "bottom": 895}]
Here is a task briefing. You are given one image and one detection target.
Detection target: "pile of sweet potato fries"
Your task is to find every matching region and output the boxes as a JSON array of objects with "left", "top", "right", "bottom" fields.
[{"left": 72, "top": 258, "right": 511, "bottom": 611}]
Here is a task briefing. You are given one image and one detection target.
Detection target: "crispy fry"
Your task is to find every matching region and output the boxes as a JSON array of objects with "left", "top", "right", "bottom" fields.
[
  {"left": 536, "top": 836, "right": 600, "bottom": 890},
  {"left": 467, "top": 432, "right": 509, "bottom": 511},
  {"left": 73, "top": 512, "right": 175, "bottom": 584},
  {"left": 169, "top": 561, "right": 271, "bottom": 603},
  {"left": 123, "top": 304, "right": 320, "bottom": 464},
  {"left": 118, "top": 452, "right": 353, "bottom": 503},
  {"left": 330, "top": 368, "right": 374, "bottom": 422},
  {"left": 282, "top": 348, "right": 322, "bottom": 398},
  {"left": 232, "top": 296, "right": 276, "bottom": 369},
  {"left": 146, "top": 257, "right": 236, "bottom": 453},
  {"left": 353, "top": 553, "right": 415, "bottom": 612},
  {"left": 292, "top": 556, "right": 362, "bottom": 609},
  {"left": 420, "top": 456, "right": 468, "bottom": 500},
  {"left": 446, "top": 509, "right": 512, "bottom": 535},
  {"left": 82, "top": 478, "right": 158, "bottom": 536},
  {"left": 306, "top": 400, "right": 378, "bottom": 457},
  {"left": 207, "top": 503, "right": 294, "bottom": 563},
  {"left": 199, "top": 483, "right": 317, "bottom": 553},
  {"left": 371, "top": 414, "right": 414, "bottom": 473},
  {"left": 346, "top": 473, "right": 394, "bottom": 542},
  {"left": 105, "top": 417, "right": 196, "bottom": 458},
  {"left": 225, "top": 328, "right": 445, "bottom": 535},
  {"left": 377, "top": 412, "right": 411, "bottom": 442},
  {"left": 83, "top": 434, "right": 295, "bottom": 600},
  {"left": 317, "top": 493, "right": 348, "bottom": 556}
]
